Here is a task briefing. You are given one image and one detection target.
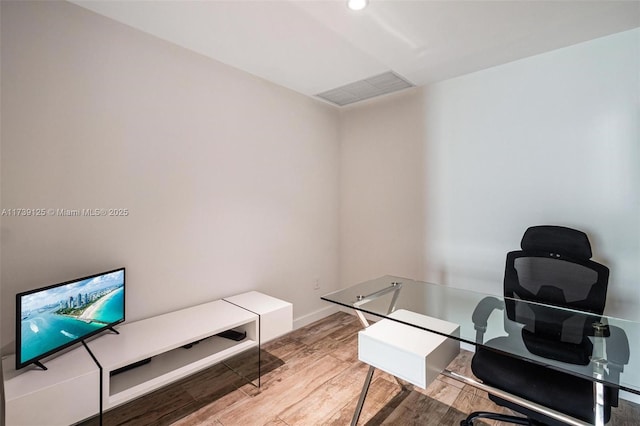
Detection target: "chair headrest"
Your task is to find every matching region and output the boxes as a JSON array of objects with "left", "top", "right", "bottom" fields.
[{"left": 520, "top": 225, "right": 592, "bottom": 260}]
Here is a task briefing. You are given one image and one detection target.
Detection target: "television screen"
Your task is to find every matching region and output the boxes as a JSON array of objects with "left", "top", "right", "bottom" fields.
[{"left": 16, "top": 268, "right": 125, "bottom": 370}]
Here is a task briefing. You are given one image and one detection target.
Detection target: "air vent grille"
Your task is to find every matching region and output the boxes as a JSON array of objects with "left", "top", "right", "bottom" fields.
[{"left": 315, "top": 71, "right": 414, "bottom": 106}]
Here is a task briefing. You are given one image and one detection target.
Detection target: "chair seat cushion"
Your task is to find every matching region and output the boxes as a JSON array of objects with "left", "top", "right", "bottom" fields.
[{"left": 471, "top": 338, "right": 612, "bottom": 425}]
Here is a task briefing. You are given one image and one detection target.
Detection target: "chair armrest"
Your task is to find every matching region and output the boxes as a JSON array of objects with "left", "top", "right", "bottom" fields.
[
  {"left": 606, "top": 325, "right": 630, "bottom": 366},
  {"left": 472, "top": 297, "right": 505, "bottom": 343}
]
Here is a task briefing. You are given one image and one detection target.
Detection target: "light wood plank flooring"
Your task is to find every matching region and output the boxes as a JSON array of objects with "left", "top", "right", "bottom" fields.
[{"left": 80, "top": 312, "right": 640, "bottom": 426}]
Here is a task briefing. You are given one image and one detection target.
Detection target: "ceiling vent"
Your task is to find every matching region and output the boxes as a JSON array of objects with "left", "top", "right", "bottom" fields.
[{"left": 315, "top": 71, "right": 414, "bottom": 106}]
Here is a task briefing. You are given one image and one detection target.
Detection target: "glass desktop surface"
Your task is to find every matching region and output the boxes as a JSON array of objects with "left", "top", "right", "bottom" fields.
[{"left": 321, "top": 275, "right": 640, "bottom": 396}]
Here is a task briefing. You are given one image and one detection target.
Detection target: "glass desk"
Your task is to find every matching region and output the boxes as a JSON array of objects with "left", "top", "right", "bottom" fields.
[{"left": 321, "top": 276, "right": 640, "bottom": 426}]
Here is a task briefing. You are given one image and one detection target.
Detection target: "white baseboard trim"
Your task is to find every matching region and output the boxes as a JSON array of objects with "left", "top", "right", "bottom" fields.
[
  {"left": 460, "top": 342, "right": 475, "bottom": 353},
  {"left": 293, "top": 305, "right": 339, "bottom": 330},
  {"left": 620, "top": 390, "right": 640, "bottom": 404}
]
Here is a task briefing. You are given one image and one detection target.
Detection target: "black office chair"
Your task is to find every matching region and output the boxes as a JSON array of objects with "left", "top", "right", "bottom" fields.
[{"left": 463, "top": 225, "right": 629, "bottom": 425}]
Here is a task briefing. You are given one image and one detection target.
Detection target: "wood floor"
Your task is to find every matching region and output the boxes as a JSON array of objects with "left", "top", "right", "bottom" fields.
[{"left": 80, "top": 312, "right": 640, "bottom": 426}]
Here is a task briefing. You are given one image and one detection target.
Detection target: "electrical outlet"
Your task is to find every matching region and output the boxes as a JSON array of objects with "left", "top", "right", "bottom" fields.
[{"left": 313, "top": 277, "right": 320, "bottom": 290}]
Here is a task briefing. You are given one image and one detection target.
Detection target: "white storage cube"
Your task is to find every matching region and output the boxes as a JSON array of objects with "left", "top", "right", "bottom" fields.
[
  {"left": 358, "top": 309, "right": 460, "bottom": 389},
  {"left": 224, "top": 291, "right": 293, "bottom": 343}
]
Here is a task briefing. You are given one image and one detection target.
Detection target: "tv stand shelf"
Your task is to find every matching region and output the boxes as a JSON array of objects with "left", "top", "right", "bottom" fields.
[
  {"left": 88, "top": 299, "right": 258, "bottom": 409},
  {"left": 2, "top": 291, "right": 292, "bottom": 425}
]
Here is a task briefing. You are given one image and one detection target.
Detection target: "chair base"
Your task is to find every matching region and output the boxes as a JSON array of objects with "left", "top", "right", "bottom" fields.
[{"left": 461, "top": 411, "right": 542, "bottom": 426}]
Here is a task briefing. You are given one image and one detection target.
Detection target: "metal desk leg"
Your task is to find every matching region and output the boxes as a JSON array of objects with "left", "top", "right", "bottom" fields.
[
  {"left": 350, "top": 281, "right": 403, "bottom": 425},
  {"left": 594, "top": 380, "right": 605, "bottom": 426},
  {"left": 590, "top": 322, "right": 607, "bottom": 426},
  {"left": 351, "top": 365, "right": 375, "bottom": 426}
]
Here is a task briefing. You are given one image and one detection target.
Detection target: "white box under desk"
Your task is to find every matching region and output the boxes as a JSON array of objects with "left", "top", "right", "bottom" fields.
[
  {"left": 358, "top": 309, "right": 460, "bottom": 389},
  {"left": 87, "top": 299, "right": 259, "bottom": 409}
]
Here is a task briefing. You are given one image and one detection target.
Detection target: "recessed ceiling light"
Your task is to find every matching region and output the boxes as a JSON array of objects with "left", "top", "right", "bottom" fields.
[{"left": 347, "top": 0, "right": 368, "bottom": 11}]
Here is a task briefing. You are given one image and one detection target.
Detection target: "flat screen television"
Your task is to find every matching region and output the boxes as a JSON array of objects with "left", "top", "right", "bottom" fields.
[{"left": 16, "top": 267, "right": 125, "bottom": 370}]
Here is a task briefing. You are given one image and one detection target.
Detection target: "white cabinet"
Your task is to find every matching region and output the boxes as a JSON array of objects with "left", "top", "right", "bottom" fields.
[{"left": 2, "top": 292, "right": 292, "bottom": 425}]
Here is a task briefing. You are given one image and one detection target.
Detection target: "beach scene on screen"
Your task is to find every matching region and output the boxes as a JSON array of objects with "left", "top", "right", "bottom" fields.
[{"left": 19, "top": 270, "right": 124, "bottom": 363}]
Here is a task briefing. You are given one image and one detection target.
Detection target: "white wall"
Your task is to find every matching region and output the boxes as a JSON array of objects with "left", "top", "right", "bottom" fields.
[
  {"left": 0, "top": 1, "right": 4, "bottom": 421},
  {"left": 340, "top": 28, "right": 640, "bottom": 321},
  {"left": 339, "top": 89, "right": 427, "bottom": 285},
  {"left": 1, "top": 1, "right": 340, "bottom": 350}
]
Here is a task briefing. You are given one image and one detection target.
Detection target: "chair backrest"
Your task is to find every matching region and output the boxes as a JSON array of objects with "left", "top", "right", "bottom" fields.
[{"left": 503, "top": 225, "right": 609, "bottom": 364}]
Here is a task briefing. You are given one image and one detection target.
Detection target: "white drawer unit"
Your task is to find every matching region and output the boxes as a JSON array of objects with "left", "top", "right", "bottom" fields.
[{"left": 358, "top": 309, "right": 460, "bottom": 389}]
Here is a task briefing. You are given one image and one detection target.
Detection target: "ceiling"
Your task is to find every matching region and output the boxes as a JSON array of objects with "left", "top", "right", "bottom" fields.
[{"left": 71, "top": 0, "right": 640, "bottom": 104}]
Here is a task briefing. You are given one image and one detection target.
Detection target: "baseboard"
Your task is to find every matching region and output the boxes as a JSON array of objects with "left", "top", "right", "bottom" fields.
[
  {"left": 620, "top": 390, "right": 640, "bottom": 404},
  {"left": 460, "top": 342, "right": 475, "bottom": 353},
  {"left": 293, "top": 304, "right": 339, "bottom": 330}
]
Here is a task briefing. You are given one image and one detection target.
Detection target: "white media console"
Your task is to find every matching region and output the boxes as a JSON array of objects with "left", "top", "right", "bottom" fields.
[{"left": 2, "top": 291, "right": 292, "bottom": 426}]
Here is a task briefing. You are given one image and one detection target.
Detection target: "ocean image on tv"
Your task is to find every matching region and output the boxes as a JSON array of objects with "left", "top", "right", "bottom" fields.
[{"left": 20, "top": 270, "right": 124, "bottom": 364}]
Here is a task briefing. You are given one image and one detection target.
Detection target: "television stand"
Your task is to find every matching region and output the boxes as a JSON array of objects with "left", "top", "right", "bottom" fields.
[
  {"left": 87, "top": 298, "right": 260, "bottom": 410},
  {"left": 2, "top": 291, "right": 292, "bottom": 425}
]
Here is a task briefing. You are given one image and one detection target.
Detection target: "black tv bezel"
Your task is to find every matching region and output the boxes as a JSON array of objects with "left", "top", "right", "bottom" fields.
[{"left": 15, "top": 267, "right": 126, "bottom": 370}]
